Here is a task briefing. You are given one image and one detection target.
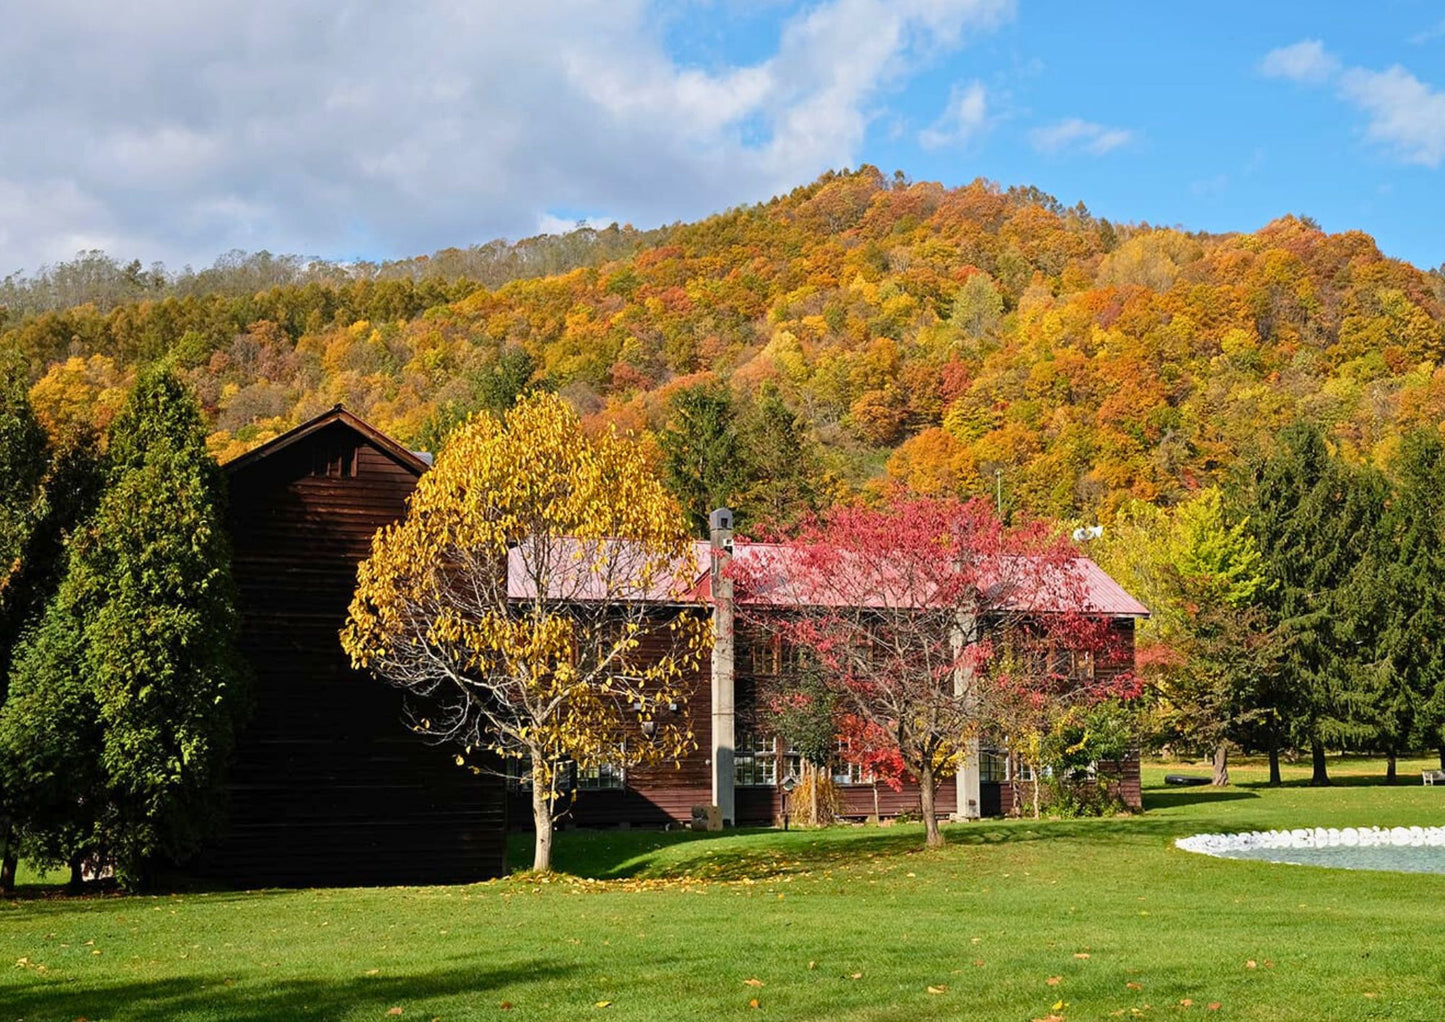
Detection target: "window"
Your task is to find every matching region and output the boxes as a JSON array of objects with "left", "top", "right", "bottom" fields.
[
  {"left": 735, "top": 732, "right": 777, "bottom": 786},
  {"left": 505, "top": 756, "right": 532, "bottom": 791},
  {"left": 978, "top": 748, "right": 1006, "bottom": 784},
  {"left": 576, "top": 762, "right": 625, "bottom": 790},
  {"left": 312, "top": 441, "right": 355, "bottom": 478},
  {"left": 507, "top": 757, "right": 625, "bottom": 792},
  {"left": 749, "top": 638, "right": 778, "bottom": 676},
  {"left": 832, "top": 737, "right": 866, "bottom": 785},
  {"left": 747, "top": 636, "right": 808, "bottom": 677}
]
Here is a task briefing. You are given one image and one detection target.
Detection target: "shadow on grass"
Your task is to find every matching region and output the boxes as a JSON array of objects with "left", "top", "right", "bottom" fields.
[
  {"left": 2, "top": 958, "right": 573, "bottom": 1021},
  {"left": 1143, "top": 788, "right": 1259, "bottom": 811},
  {"left": 523, "top": 811, "right": 1284, "bottom": 883}
]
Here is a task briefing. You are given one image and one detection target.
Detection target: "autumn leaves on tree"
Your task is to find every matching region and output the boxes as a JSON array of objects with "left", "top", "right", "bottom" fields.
[{"left": 342, "top": 393, "right": 710, "bottom": 873}]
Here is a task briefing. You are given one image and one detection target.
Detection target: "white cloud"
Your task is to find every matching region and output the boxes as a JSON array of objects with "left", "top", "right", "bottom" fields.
[
  {"left": 1259, "top": 39, "right": 1340, "bottom": 84},
  {"left": 918, "top": 80, "right": 989, "bottom": 150},
  {"left": 0, "top": 0, "right": 1016, "bottom": 271},
  {"left": 1029, "top": 118, "right": 1134, "bottom": 156},
  {"left": 1339, "top": 65, "right": 1445, "bottom": 167},
  {"left": 1259, "top": 40, "right": 1445, "bottom": 168}
]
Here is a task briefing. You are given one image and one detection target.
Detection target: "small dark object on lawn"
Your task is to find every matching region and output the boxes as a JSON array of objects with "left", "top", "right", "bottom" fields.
[{"left": 1164, "top": 775, "right": 1212, "bottom": 787}]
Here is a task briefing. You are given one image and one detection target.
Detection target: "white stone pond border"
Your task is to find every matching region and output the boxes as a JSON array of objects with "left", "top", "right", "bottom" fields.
[{"left": 1177, "top": 825, "right": 1445, "bottom": 859}]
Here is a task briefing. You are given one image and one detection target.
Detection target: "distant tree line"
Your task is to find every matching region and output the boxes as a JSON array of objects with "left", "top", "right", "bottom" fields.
[{"left": 0, "top": 223, "right": 669, "bottom": 326}]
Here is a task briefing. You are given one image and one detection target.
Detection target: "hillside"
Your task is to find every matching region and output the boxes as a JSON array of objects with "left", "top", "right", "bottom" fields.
[{"left": 7, "top": 167, "right": 1445, "bottom": 526}]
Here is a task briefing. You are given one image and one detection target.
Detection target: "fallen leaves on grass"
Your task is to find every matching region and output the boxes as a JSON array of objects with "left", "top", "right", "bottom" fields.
[
  {"left": 849, "top": 972, "right": 863, "bottom": 980},
  {"left": 1073, "top": 952, "right": 1091, "bottom": 959},
  {"left": 386, "top": 1010, "right": 403, "bottom": 1017},
  {"left": 748, "top": 999, "right": 760, "bottom": 1009},
  {"left": 927, "top": 984, "right": 948, "bottom": 994},
  {"left": 1126, "top": 982, "right": 1142, "bottom": 991},
  {"left": 594, "top": 1001, "right": 612, "bottom": 1009},
  {"left": 1207, "top": 1003, "right": 1222, "bottom": 1011},
  {"left": 1046, "top": 976, "right": 1062, "bottom": 986}
]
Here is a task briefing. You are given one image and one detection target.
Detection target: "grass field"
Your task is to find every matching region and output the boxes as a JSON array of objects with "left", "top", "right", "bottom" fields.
[{"left": 4, "top": 755, "right": 1445, "bottom": 1021}]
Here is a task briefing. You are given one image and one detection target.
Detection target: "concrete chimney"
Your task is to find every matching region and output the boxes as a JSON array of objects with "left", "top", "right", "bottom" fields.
[{"left": 708, "top": 507, "right": 736, "bottom": 826}]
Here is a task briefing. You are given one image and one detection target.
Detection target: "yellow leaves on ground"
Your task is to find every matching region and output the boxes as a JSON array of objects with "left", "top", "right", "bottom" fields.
[{"left": 743, "top": 978, "right": 764, "bottom": 987}]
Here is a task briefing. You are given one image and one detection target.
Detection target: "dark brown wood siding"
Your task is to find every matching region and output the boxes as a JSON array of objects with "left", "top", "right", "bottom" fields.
[{"left": 204, "top": 422, "right": 506, "bottom": 886}]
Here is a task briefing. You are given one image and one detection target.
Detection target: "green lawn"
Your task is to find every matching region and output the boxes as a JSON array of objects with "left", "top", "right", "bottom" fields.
[{"left": 4, "top": 755, "right": 1445, "bottom": 1021}]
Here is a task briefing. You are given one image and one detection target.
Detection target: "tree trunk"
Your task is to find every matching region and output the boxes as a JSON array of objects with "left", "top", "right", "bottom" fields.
[
  {"left": 1386, "top": 751, "right": 1397, "bottom": 785},
  {"left": 1211, "top": 743, "right": 1230, "bottom": 786},
  {"left": 870, "top": 780, "right": 880, "bottom": 823},
  {"left": 1309, "top": 742, "right": 1330, "bottom": 787},
  {"left": 530, "top": 762, "right": 554, "bottom": 873},
  {"left": 1032, "top": 767, "right": 1041, "bottom": 820},
  {"left": 67, "top": 855, "right": 85, "bottom": 892},
  {"left": 919, "top": 761, "right": 943, "bottom": 848},
  {"left": 1438, "top": 745, "right": 1444, "bottom": 771},
  {"left": 0, "top": 820, "right": 14, "bottom": 893},
  {"left": 1267, "top": 745, "right": 1282, "bottom": 787},
  {"left": 809, "top": 762, "right": 819, "bottom": 826}
]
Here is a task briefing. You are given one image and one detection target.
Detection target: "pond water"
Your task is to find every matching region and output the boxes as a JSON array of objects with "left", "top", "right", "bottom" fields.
[{"left": 1176, "top": 826, "right": 1445, "bottom": 875}]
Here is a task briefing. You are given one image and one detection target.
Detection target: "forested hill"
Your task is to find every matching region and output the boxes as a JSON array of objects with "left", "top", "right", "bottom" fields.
[{"left": 6, "top": 167, "right": 1445, "bottom": 527}]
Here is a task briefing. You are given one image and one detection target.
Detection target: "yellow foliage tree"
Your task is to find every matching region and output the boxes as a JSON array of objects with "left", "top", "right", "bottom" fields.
[{"left": 342, "top": 392, "right": 710, "bottom": 871}]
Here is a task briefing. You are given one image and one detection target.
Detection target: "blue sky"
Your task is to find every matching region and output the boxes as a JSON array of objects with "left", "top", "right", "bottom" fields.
[{"left": 2, "top": 1, "right": 1442, "bottom": 271}]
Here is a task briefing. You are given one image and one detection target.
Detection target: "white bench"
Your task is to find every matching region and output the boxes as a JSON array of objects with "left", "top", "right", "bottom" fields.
[{"left": 1424, "top": 770, "right": 1445, "bottom": 786}]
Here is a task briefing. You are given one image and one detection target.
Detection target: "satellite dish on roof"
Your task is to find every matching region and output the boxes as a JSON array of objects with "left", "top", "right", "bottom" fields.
[{"left": 1072, "top": 525, "right": 1104, "bottom": 543}]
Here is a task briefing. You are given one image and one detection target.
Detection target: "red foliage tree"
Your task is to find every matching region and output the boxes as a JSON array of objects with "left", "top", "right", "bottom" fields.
[{"left": 733, "top": 494, "right": 1101, "bottom": 847}]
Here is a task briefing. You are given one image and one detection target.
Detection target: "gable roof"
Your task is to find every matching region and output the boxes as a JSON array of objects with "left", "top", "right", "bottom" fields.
[{"left": 222, "top": 405, "right": 431, "bottom": 477}]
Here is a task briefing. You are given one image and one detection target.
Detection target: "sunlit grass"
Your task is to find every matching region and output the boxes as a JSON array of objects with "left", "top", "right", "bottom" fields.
[{"left": 3, "top": 754, "right": 1444, "bottom": 1020}]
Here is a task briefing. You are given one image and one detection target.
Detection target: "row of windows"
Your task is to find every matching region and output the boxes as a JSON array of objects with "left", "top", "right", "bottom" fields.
[
  {"left": 747, "top": 638, "right": 1096, "bottom": 681},
  {"left": 505, "top": 759, "right": 625, "bottom": 792},
  {"left": 735, "top": 733, "right": 870, "bottom": 787}
]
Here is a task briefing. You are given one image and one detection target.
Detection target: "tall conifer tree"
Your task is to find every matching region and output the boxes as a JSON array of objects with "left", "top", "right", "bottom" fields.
[
  {"left": 1377, "top": 430, "right": 1445, "bottom": 772},
  {"left": 0, "top": 367, "right": 244, "bottom": 885},
  {"left": 1234, "top": 424, "right": 1377, "bottom": 785}
]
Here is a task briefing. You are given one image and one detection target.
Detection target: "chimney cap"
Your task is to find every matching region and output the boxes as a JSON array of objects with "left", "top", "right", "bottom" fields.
[{"left": 708, "top": 507, "right": 734, "bottom": 533}]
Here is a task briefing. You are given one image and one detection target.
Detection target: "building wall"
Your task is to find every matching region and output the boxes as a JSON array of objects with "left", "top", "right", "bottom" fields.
[{"left": 202, "top": 423, "right": 507, "bottom": 886}]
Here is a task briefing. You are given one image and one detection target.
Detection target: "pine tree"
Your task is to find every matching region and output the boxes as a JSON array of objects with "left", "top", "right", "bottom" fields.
[
  {"left": 1376, "top": 430, "right": 1445, "bottom": 774},
  {"left": 658, "top": 381, "right": 749, "bottom": 536},
  {"left": 0, "top": 358, "right": 49, "bottom": 690},
  {"left": 0, "top": 367, "right": 245, "bottom": 885},
  {"left": 738, "top": 385, "right": 823, "bottom": 530},
  {"left": 1233, "top": 424, "right": 1378, "bottom": 785}
]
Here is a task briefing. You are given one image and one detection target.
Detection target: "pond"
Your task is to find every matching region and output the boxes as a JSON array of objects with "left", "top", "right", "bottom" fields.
[{"left": 1176, "top": 826, "right": 1445, "bottom": 874}]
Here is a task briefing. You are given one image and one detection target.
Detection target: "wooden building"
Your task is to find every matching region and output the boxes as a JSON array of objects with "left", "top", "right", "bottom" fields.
[
  {"left": 203, "top": 408, "right": 1145, "bottom": 862},
  {"left": 202, "top": 408, "right": 507, "bottom": 887},
  {"left": 507, "top": 515, "right": 1147, "bottom": 829}
]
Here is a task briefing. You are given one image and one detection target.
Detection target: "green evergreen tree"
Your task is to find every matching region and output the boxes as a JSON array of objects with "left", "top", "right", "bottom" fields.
[
  {"left": 658, "top": 381, "right": 749, "bottom": 536},
  {"left": 0, "top": 358, "right": 49, "bottom": 686},
  {"left": 1233, "top": 424, "right": 1380, "bottom": 785},
  {"left": 0, "top": 367, "right": 245, "bottom": 886},
  {"left": 738, "top": 385, "right": 823, "bottom": 530},
  {"left": 0, "top": 359, "right": 53, "bottom": 888},
  {"left": 1376, "top": 430, "right": 1445, "bottom": 774}
]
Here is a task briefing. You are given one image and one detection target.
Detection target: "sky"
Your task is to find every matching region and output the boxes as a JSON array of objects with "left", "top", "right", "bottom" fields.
[{"left": 2, "top": 0, "right": 1443, "bottom": 274}]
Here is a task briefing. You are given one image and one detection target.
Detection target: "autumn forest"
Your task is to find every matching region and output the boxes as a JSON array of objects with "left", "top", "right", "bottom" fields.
[{"left": 6, "top": 167, "right": 1445, "bottom": 533}]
